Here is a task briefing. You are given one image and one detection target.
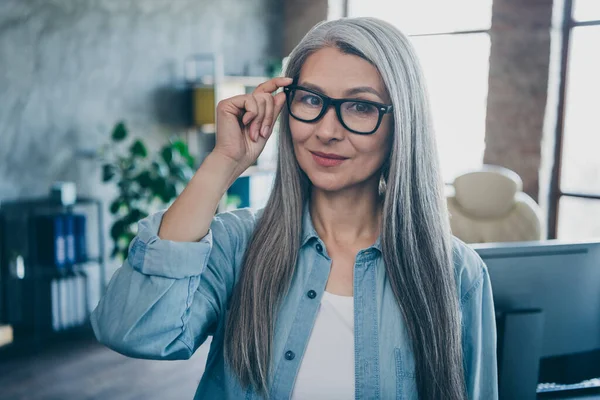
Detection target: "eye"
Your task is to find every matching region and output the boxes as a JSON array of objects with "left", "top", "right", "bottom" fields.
[
  {"left": 347, "top": 101, "right": 377, "bottom": 115},
  {"left": 299, "top": 94, "right": 323, "bottom": 107}
]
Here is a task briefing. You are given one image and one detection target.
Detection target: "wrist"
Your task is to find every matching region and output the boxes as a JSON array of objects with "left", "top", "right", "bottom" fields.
[{"left": 204, "top": 151, "right": 247, "bottom": 188}]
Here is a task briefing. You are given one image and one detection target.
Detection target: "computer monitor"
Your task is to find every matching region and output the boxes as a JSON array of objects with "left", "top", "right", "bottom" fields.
[
  {"left": 472, "top": 239, "right": 600, "bottom": 399},
  {"left": 473, "top": 239, "right": 600, "bottom": 359}
]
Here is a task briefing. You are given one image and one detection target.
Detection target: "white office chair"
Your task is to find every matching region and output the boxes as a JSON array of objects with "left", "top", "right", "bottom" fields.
[{"left": 446, "top": 165, "right": 545, "bottom": 244}]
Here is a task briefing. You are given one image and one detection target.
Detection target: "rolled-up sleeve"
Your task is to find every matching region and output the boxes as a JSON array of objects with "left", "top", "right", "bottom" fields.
[
  {"left": 91, "top": 208, "right": 258, "bottom": 360},
  {"left": 461, "top": 263, "right": 499, "bottom": 400}
]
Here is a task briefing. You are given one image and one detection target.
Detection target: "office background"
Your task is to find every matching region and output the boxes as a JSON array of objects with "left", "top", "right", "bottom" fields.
[{"left": 1, "top": 0, "right": 599, "bottom": 399}]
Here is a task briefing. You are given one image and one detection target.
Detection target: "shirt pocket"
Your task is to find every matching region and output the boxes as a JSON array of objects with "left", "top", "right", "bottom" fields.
[{"left": 395, "top": 348, "right": 417, "bottom": 400}]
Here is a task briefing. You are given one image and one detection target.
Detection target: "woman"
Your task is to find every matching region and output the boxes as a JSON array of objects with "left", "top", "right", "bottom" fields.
[{"left": 92, "top": 17, "right": 497, "bottom": 399}]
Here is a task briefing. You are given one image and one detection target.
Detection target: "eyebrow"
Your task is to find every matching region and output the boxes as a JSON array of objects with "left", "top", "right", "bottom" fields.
[{"left": 299, "top": 82, "right": 385, "bottom": 101}]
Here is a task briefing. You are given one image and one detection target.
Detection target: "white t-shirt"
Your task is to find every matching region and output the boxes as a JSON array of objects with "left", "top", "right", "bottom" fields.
[{"left": 290, "top": 291, "right": 355, "bottom": 400}]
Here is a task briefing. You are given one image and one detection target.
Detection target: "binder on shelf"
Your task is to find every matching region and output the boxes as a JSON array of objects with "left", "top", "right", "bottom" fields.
[
  {"left": 0, "top": 196, "right": 105, "bottom": 352},
  {"left": 50, "top": 279, "right": 60, "bottom": 331},
  {"left": 67, "top": 214, "right": 89, "bottom": 326},
  {"left": 75, "top": 270, "right": 87, "bottom": 325},
  {"left": 28, "top": 213, "right": 73, "bottom": 331},
  {"left": 63, "top": 213, "right": 89, "bottom": 327},
  {"left": 64, "top": 214, "right": 76, "bottom": 265},
  {"left": 33, "top": 214, "right": 66, "bottom": 269},
  {"left": 60, "top": 275, "right": 71, "bottom": 330},
  {"left": 64, "top": 268, "right": 88, "bottom": 329},
  {"left": 73, "top": 214, "right": 87, "bottom": 263},
  {"left": 50, "top": 274, "right": 85, "bottom": 332},
  {"left": 32, "top": 213, "right": 66, "bottom": 331}
]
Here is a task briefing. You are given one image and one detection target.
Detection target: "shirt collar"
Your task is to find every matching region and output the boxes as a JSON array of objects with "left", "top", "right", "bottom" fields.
[
  {"left": 301, "top": 201, "right": 319, "bottom": 247},
  {"left": 300, "top": 201, "right": 382, "bottom": 252}
]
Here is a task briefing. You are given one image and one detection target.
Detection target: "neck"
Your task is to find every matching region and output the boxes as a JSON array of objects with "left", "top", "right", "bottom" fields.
[{"left": 309, "top": 181, "right": 383, "bottom": 248}]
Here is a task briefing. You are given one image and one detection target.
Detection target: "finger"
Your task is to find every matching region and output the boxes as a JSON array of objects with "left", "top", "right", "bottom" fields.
[
  {"left": 265, "top": 92, "right": 287, "bottom": 140},
  {"left": 273, "top": 92, "right": 287, "bottom": 121},
  {"left": 260, "top": 94, "right": 274, "bottom": 138},
  {"left": 250, "top": 94, "right": 267, "bottom": 141},
  {"left": 241, "top": 96, "right": 259, "bottom": 127},
  {"left": 254, "top": 77, "right": 294, "bottom": 94},
  {"left": 239, "top": 97, "right": 259, "bottom": 142},
  {"left": 220, "top": 94, "right": 258, "bottom": 125},
  {"left": 241, "top": 110, "right": 255, "bottom": 126}
]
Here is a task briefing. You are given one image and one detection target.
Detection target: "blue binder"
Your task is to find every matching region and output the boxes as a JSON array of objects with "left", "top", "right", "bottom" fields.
[
  {"left": 73, "top": 214, "right": 87, "bottom": 263},
  {"left": 33, "top": 214, "right": 66, "bottom": 269}
]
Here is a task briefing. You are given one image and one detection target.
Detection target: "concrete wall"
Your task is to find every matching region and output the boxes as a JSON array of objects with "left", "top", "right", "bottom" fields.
[{"left": 0, "top": 0, "right": 282, "bottom": 201}]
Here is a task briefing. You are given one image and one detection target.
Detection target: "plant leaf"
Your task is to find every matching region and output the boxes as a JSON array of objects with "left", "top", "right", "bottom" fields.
[
  {"left": 112, "top": 122, "right": 127, "bottom": 141},
  {"left": 185, "top": 154, "right": 195, "bottom": 168},
  {"left": 172, "top": 140, "right": 189, "bottom": 156},
  {"left": 157, "top": 182, "right": 177, "bottom": 203},
  {"left": 150, "top": 175, "right": 165, "bottom": 193},
  {"left": 110, "top": 219, "right": 126, "bottom": 240},
  {"left": 166, "top": 182, "right": 177, "bottom": 201},
  {"left": 161, "top": 147, "right": 173, "bottom": 165},
  {"left": 171, "top": 141, "right": 196, "bottom": 168},
  {"left": 170, "top": 165, "right": 192, "bottom": 182},
  {"left": 126, "top": 208, "right": 147, "bottom": 224},
  {"left": 135, "top": 171, "right": 153, "bottom": 188},
  {"left": 102, "top": 164, "right": 117, "bottom": 182},
  {"left": 109, "top": 200, "right": 122, "bottom": 214},
  {"left": 130, "top": 139, "right": 148, "bottom": 158}
]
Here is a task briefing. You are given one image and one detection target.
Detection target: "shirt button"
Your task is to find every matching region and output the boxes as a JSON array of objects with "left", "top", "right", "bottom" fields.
[
  {"left": 307, "top": 290, "right": 317, "bottom": 299},
  {"left": 315, "top": 243, "right": 323, "bottom": 253},
  {"left": 285, "top": 350, "right": 295, "bottom": 361}
]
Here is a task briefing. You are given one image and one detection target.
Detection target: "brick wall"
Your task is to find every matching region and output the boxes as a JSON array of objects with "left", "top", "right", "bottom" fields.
[{"left": 484, "top": 0, "right": 555, "bottom": 202}]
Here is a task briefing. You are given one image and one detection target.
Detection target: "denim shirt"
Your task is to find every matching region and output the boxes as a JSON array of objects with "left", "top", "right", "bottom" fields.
[{"left": 91, "top": 205, "right": 498, "bottom": 400}]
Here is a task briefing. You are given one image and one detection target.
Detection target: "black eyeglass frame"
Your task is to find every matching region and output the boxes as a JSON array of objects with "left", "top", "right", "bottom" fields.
[{"left": 283, "top": 85, "right": 393, "bottom": 135}]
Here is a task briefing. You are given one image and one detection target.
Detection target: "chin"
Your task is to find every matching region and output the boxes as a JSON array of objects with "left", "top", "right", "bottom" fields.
[
  {"left": 302, "top": 167, "right": 352, "bottom": 192},
  {"left": 308, "top": 175, "right": 347, "bottom": 192}
]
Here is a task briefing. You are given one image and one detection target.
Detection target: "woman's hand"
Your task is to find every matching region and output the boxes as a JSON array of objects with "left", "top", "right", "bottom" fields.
[{"left": 212, "top": 76, "right": 292, "bottom": 171}]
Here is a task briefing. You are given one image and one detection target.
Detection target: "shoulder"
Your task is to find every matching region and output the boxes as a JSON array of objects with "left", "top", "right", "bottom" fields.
[{"left": 451, "top": 236, "right": 487, "bottom": 304}]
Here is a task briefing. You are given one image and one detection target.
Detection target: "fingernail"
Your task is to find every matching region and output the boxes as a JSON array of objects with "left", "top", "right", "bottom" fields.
[{"left": 261, "top": 126, "right": 269, "bottom": 137}]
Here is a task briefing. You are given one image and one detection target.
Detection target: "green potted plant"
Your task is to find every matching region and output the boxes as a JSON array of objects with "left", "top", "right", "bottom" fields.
[{"left": 101, "top": 122, "right": 196, "bottom": 261}]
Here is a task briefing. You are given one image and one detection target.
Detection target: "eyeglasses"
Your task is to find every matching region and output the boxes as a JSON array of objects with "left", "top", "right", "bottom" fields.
[{"left": 283, "top": 85, "right": 393, "bottom": 135}]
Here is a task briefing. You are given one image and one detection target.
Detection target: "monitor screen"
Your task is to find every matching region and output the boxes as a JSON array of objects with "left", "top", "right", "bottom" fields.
[{"left": 473, "top": 240, "right": 600, "bottom": 358}]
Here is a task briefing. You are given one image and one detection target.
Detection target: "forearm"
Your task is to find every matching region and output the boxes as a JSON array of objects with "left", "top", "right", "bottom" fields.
[{"left": 158, "top": 151, "right": 244, "bottom": 242}]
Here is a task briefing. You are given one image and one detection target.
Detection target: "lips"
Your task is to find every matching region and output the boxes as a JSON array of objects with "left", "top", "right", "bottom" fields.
[
  {"left": 310, "top": 151, "right": 348, "bottom": 167},
  {"left": 311, "top": 151, "right": 348, "bottom": 160}
]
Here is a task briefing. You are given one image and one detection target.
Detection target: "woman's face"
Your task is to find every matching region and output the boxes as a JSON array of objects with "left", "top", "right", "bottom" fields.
[{"left": 289, "top": 47, "right": 393, "bottom": 194}]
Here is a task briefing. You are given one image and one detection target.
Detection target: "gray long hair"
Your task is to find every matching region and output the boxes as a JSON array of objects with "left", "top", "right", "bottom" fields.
[{"left": 224, "top": 17, "right": 466, "bottom": 400}]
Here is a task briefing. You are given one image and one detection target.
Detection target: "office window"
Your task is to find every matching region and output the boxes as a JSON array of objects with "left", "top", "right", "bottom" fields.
[
  {"left": 347, "top": 0, "right": 492, "bottom": 182},
  {"left": 558, "top": 197, "right": 600, "bottom": 240},
  {"left": 410, "top": 34, "right": 490, "bottom": 181},
  {"left": 550, "top": 1, "right": 600, "bottom": 240},
  {"left": 560, "top": 26, "right": 600, "bottom": 195},
  {"left": 573, "top": 0, "right": 600, "bottom": 21},
  {"left": 348, "top": 0, "right": 492, "bottom": 35}
]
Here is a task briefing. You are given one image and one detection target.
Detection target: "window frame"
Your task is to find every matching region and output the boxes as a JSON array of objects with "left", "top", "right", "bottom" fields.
[{"left": 547, "top": 0, "right": 600, "bottom": 239}]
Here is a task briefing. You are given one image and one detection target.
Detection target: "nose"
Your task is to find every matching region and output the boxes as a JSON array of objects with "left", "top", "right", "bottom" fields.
[{"left": 315, "top": 105, "right": 345, "bottom": 143}]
